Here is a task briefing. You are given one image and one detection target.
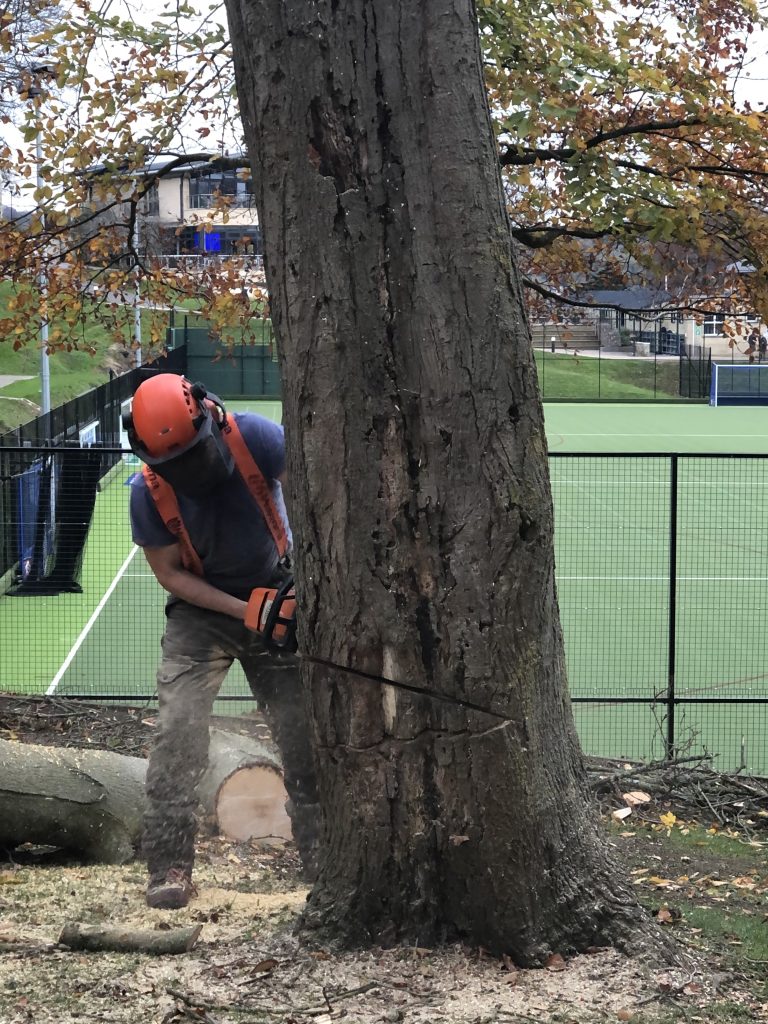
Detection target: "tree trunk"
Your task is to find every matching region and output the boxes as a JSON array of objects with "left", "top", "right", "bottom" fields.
[
  {"left": 225, "top": 0, "right": 664, "bottom": 963},
  {"left": 0, "top": 737, "right": 147, "bottom": 863},
  {"left": 0, "top": 732, "right": 288, "bottom": 862}
]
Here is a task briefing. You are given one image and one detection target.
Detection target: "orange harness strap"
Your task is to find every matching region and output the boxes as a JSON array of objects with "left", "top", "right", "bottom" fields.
[
  {"left": 142, "top": 465, "right": 205, "bottom": 576},
  {"left": 221, "top": 417, "right": 289, "bottom": 560},
  {"left": 143, "top": 417, "right": 288, "bottom": 574}
]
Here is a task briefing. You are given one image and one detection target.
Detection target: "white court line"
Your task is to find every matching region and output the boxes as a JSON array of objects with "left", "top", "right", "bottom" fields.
[
  {"left": 558, "top": 575, "right": 768, "bottom": 581},
  {"left": 47, "top": 545, "right": 139, "bottom": 696},
  {"left": 560, "top": 432, "right": 765, "bottom": 439}
]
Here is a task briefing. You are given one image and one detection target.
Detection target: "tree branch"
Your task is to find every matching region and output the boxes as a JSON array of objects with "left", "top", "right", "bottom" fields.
[
  {"left": 499, "top": 116, "right": 710, "bottom": 167},
  {"left": 511, "top": 225, "right": 612, "bottom": 248}
]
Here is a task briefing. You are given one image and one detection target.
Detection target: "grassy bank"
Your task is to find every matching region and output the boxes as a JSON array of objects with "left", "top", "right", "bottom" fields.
[
  {"left": 0, "top": 281, "right": 176, "bottom": 433},
  {"left": 534, "top": 349, "right": 682, "bottom": 400},
  {"left": 1, "top": 280, "right": 692, "bottom": 436}
]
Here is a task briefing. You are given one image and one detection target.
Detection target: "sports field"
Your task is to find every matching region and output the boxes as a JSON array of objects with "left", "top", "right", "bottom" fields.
[{"left": 2, "top": 401, "right": 767, "bottom": 771}]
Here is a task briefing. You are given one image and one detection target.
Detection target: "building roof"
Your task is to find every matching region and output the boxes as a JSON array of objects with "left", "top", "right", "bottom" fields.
[{"left": 584, "top": 286, "right": 672, "bottom": 310}]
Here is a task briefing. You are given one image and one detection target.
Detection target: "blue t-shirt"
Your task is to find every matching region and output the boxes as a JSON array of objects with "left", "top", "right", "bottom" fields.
[{"left": 129, "top": 412, "right": 290, "bottom": 597}]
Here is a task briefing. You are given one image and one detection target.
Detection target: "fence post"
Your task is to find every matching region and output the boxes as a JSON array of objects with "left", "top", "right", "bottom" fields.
[{"left": 666, "top": 454, "right": 679, "bottom": 759}]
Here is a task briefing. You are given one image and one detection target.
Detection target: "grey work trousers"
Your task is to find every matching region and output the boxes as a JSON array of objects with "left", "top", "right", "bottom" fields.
[{"left": 142, "top": 601, "right": 318, "bottom": 880}]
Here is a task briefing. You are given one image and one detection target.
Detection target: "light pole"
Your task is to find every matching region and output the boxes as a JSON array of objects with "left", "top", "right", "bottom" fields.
[
  {"left": 133, "top": 215, "right": 142, "bottom": 367},
  {"left": 23, "top": 66, "right": 55, "bottom": 416}
]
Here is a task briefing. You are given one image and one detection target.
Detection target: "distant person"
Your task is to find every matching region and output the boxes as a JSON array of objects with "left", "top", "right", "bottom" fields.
[
  {"left": 125, "top": 373, "right": 319, "bottom": 910},
  {"left": 746, "top": 327, "right": 760, "bottom": 364},
  {"left": 759, "top": 332, "right": 767, "bottom": 363}
]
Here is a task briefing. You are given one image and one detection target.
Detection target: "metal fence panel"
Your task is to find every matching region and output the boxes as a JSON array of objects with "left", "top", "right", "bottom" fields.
[{"left": 1, "top": 447, "right": 768, "bottom": 771}]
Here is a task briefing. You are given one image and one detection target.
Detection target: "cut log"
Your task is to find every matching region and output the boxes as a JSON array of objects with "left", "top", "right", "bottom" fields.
[
  {"left": 0, "top": 729, "right": 290, "bottom": 863},
  {"left": 202, "top": 730, "right": 292, "bottom": 843},
  {"left": 58, "top": 922, "right": 202, "bottom": 954}
]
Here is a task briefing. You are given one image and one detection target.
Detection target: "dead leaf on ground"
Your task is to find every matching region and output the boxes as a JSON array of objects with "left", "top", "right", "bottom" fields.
[
  {"left": 251, "top": 958, "right": 278, "bottom": 974},
  {"left": 655, "top": 906, "right": 681, "bottom": 925}
]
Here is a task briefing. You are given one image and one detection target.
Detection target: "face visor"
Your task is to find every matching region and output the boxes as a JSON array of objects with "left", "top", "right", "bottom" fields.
[{"left": 140, "top": 412, "right": 235, "bottom": 498}]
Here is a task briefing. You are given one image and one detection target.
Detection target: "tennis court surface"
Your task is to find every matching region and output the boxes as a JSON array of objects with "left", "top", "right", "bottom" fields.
[{"left": 2, "top": 401, "right": 767, "bottom": 770}]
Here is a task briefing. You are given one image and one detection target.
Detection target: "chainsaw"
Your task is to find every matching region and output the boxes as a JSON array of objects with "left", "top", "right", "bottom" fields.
[
  {"left": 245, "top": 575, "right": 508, "bottom": 719},
  {"left": 245, "top": 576, "right": 298, "bottom": 653}
]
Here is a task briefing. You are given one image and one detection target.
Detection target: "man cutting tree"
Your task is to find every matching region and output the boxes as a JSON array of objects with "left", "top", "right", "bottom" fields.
[{"left": 125, "top": 372, "right": 319, "bottom": 910}]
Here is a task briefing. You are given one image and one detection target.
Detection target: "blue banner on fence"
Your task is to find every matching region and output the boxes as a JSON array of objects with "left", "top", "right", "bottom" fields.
[{"left": 17, "top": 459, "right": 54, "bottom": 581}]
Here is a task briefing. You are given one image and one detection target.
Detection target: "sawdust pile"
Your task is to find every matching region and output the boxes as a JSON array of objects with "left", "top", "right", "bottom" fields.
[{"left": 0, "top": 837, "right": 713, "bottom": 1024}]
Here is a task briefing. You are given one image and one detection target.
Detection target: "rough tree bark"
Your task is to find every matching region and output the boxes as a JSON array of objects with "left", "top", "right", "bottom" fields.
[{"left": 224, "top": 0, "right": 665, "bottom": 963}]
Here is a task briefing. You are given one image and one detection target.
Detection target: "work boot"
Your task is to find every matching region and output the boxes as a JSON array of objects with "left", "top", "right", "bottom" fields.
[{"left": 145, "top": 867, "right": 197, "bottom": 910}]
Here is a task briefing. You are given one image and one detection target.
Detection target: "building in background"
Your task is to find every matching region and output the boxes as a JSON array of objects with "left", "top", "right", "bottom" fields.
[
  {"left": 141, "top": 155, "right": 262, "bottom": 261},
  {"left": 84, "top": 152, "right": 263, "bottom": 270}
]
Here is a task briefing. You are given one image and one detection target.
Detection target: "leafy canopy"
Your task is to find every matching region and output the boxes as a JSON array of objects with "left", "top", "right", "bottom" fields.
[
  {"left": 1, "top": 0, "right": 767, "bottom": 354},
  {"left": 480, "top": 0, "right": 768, "bottom": 317}
]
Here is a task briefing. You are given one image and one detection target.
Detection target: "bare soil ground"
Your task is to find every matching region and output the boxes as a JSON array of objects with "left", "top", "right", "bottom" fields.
[{"left": 1, "top": 694, "right": 766, "bottom": 1024}]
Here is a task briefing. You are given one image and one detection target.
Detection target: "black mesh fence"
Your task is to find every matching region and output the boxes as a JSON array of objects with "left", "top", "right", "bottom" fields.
[
  {"left": 0, "top": 347, "right": 187, "bottom": 449},
  {"left": 551, "top": 453, "right": 768, "bottom": 771},
  {"left": 531, "top": 332, "right": 712, "bottom": 401},
  {"left": 1, "top": 447, "right": 767, "bottom": 772}
]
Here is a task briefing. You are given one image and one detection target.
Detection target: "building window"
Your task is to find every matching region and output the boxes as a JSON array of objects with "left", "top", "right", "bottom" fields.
[
  {"left": 189, "top": 169, "right": 253, "bottom": 210},
  {"left": 703, "top": 313, "right": 760, "bottom": 336},
  {"left": 703, "top": 314, "right": 726, "bottom": 336},
  {"left": 179, "top": 225, "right": 262, "bottom": 256},
  {"left": 142, "top": 183, "right": 159, "bottom": 216}
]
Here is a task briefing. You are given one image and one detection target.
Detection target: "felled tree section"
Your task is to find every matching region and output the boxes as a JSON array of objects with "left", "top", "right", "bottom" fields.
[
  {"left": 0, "top": 737, "right": 147, "bottom": 863},
  {"left": 0, "top": 730, "right": 289, "bottom": 864}
]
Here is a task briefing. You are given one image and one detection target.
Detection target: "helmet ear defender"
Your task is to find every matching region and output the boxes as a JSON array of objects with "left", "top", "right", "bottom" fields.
[{"left": 190, "top": 381, "right": 227, "bottom": 426}]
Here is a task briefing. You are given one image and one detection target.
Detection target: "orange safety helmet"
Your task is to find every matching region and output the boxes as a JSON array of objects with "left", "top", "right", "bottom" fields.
[
  {"left": 124, "top": 374, "right": 234, "bottom": 495},
  {"left": 128, "top": 374, "right": 203, "bottom": 458}
]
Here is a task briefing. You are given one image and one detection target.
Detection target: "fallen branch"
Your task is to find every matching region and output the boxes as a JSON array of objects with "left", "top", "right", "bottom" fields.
[
  {"left": 59, "top": 922, "right": 202, "bottom": 955},
  {"left": 0, "top": 939, "right": 60, "bottom": 956},
  {"left": 586, "top": 755, "right": 768, "bottom": 833},
  {"left": 165, "top": 988, "right": 222, "bottom": 1024},
  {"left": 589, "top": 754, "right": 710, "bottom": 788}
]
